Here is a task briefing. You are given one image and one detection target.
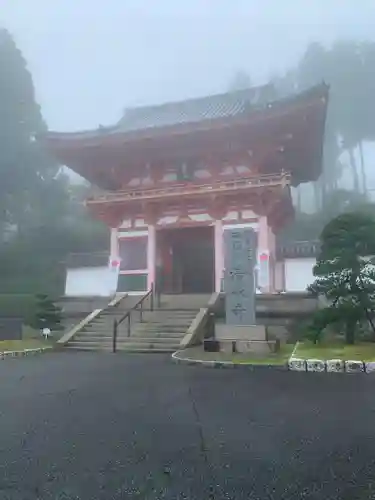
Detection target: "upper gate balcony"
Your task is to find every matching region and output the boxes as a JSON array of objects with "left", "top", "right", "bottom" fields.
[{"left": 85, "top": 172, "right": 291, "bottom": 207}]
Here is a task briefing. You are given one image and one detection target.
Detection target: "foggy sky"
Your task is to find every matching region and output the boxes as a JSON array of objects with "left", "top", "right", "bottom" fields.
[{"left": 1, "top": 0, "right": 374, "bottom": 132}]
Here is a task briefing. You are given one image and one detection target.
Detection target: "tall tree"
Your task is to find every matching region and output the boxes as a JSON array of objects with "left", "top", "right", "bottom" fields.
[
  {"left": 309, "top": 212, "right": 375, "bottom": 344},
  {"left": 0, "top": 29, "right": 56, "bottom": 232},
  {"left": 228, "top": 70, "right": 252, "bottom": 91},
  {"left": 358, "top": 141, "right": 367, "bottom": 194},
  {"left": 0, "top": 29, "right": 108, "bottom": 295},
  {"left": 299, "top": 41, "right": 375, "bottom": 196}
]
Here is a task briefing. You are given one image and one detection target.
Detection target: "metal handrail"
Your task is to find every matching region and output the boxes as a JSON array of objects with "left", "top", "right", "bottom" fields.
[
  {"left": 112, "top": 284, "right": 154, "bottom": 353},
  {"left": 87, "top": 172, "right": 291, "bottom": 205}
]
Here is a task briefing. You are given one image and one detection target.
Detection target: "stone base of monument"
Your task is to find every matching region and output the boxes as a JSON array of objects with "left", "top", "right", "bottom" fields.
[
  {"left": 215, "top": 324, "right": 267, "bottom": 341},
  {"left": 235, "top": 340, "right": 278, "bottom": 354},
  {"left": 203, "top": 339, "right": 220, "bottom": 352},
  {"left": 214, "top": 324, "right": 278, "bottom": 355}
]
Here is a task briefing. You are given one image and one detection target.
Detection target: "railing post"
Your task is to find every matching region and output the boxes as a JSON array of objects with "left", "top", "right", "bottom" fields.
[
  {"left": 208, "top": 312, "right": 215, "bottom": 339},
  {"left": 156, "top": 286, "right": 161, "bottom": 309},
  {"left": 150, "top": 284, "right": 154, "bottom": 311},
  {"left": 140, "top": 302, "right": 143, "bottom": 323},
  {"left": 127, "top": 313, "right": 131, "bottom": 337},
  {"left": 112, "top": 319, "right": 118, "bottom": 353}
]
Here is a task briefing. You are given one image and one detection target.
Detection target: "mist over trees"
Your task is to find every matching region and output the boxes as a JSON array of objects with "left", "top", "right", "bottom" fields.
[
  {"left": 293, "top": 41, "right": 375, "bottom": 204},
  {"left": 273, "top": 40, "right": 375, "bottom": 242},
  {"left": 232, "top": 41, "right": 375, "bottom": 241},
  {"left": 228, "top": 70, "right": 252, "bottom": 91},
  {"left": 0, "top": 27, "right": 374, "bottom": 295},
  {"left": 0, "top": 28, "right": 108, "bottom": 295}
]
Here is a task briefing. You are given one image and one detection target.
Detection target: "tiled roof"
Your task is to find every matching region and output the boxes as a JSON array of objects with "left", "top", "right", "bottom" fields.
[
  {"left": 43, "top": 83, "right": 328, "bottom": 141},
  {"left": 117, "top": 84, "right": 277, "bottom": 133}
]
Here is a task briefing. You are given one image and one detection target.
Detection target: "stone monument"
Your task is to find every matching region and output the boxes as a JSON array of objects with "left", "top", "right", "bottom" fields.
[
  {"left": 215, "top": 228, "right": 273, "bottom": 354},
  {"left": 224, "top": 228, "right": 257, "bottom": 325}
]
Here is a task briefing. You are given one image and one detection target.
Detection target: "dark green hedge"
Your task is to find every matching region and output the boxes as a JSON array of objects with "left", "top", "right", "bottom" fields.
[{"left": 0, "top": 294, "right": 36, "bottom": 318}]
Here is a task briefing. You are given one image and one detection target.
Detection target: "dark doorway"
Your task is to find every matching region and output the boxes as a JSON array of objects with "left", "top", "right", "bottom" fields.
[{"left": 159, "top": 226, "right": 214, "bottom": 294}]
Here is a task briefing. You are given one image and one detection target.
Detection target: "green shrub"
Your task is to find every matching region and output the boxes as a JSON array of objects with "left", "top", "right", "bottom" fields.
[{"left": 0, "top": 294, "right": 35, "bottom": 318}]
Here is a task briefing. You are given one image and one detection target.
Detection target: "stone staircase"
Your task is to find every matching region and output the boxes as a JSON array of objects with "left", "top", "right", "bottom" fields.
[{"left": 63, "top": 294, "right": 210, "bottom": 353}]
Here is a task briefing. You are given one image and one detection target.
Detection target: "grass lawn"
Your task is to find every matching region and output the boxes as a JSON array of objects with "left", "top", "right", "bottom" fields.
[
  {"left": 294, "top": 341, "right": 375, "bottom": 361},
  {"left": 0, "top": 339, "right": 53, "bottom": 352},
  {"left": 177, "top": 344, "right": 295, "bottom": 365}
]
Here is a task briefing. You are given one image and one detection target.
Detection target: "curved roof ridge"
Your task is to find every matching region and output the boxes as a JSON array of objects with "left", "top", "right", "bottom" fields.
[
  {"left": 120, "top": 83, "right": 274, "bottom": 116},
  {"left": 43, "top": 82, "right": 328, "bottom": 140},
  {"left": 117, "top": 84, "right": 276, "bottom": 132}
]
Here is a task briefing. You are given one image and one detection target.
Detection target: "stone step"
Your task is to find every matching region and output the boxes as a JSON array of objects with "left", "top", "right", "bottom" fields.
[
  {"left": 72, "top": 335, "right": 182, "bottom": 344},
  {"left": 85, "top": 319, "right": 132, "bottom": 327},
  {"left": 85, "top": 320, "right": 119, "bottom": 329},
  {"left": 136, "top": 316, "right": 196, "bottom": 324},
  {"left": 131, "top": 331, "right": 185, "bottom": 339},
  {"left": 66, "top": 341, "right": 179, "bottom": 352},
  {"left": 84, "top": 320, "right": 194, "bottom": 332},
  {"left": 99, "top": 312, "right": 130, "bottom": 319},
  {"left": 76, "top": 331, "right": 184, "bottom": 340},
  {"left": 91, "top": 312, "right": 196, "bottom": 325},
  {"left": 84, "top": 322, "right": 116, "bottom": 330},
  {"left": 143, "top": 307, "right": 199, "bottom": 313},
  {"left": 133, "top": 324, "right": 190, "bottom": 332},
  {"left": 87, "top": 317, "right": 194, "bottom": 327},
  {"left": 132, "top": 330, "right": 187, "bottom": 337},
  {"left": 65, "top": 344, "right": 177, "bottom": 353},
  {"left": 118, "top": 346, "right": 178, "bottom": 352},
  {"left": 140, "top": 313, "right": 198, "bottom": 321},
  {"left": 94, "top": 310, "right": 197, "bottom": 321},
  {"left": 157, "top": 312, "right": 200, "bottom": 318}
]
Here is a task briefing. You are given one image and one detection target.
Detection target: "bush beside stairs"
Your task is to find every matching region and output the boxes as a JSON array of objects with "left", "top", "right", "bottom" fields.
[{"left": 62, "top": 294, "right": 209, "bottom": 353}]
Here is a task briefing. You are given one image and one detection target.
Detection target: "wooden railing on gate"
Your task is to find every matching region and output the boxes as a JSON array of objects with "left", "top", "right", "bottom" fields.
[
  {"left": 112, "top": 285, "right": 154, "bottom": 353},
  {"left": 87, "top": 172, "right": 291, "bottom": 206}
]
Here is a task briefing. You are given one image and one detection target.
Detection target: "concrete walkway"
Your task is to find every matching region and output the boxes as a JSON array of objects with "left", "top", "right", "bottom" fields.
[{"left": 0, "top": 352, "right": 374, "bottom": 499}]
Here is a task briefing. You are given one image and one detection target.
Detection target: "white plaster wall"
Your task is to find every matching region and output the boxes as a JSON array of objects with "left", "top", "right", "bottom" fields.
[
  {"left": 223, "top": 222, "right": 259, "bottom": 231},
  {"left": 274, "top": 261, "right": 284, "bottom": 291},
  {"left": 284, "top": 258, "right": 316, "bottom": 292},
  {"left": 65, "top": 267, "right": 116, "bottom": 297}
]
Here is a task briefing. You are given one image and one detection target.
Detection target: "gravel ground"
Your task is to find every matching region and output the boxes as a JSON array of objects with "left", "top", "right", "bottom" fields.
[{"left": 0, "top": 352, "right": 375, "bottom": 499}]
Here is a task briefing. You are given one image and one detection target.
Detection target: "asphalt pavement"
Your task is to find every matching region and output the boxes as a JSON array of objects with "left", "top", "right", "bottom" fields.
[{"left": 0, "top": 352, "right": 375, "bottom": 499}]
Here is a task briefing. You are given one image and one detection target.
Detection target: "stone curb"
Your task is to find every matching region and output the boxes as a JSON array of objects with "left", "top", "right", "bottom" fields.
[
  {"left": 172, "top": 351, "right": 375, "bottom": 374},
  {"left": 171, "top": 351, "right": 288, "bottom": 371},
  {"left": 0, "top": 347, "right": 53, "bottom": 359},
  {"left": 288, "top": 357, "right": 374, "bottom": 374}
]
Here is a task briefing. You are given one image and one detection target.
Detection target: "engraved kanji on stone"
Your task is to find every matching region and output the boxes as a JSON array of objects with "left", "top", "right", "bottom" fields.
[{"left": 224, "top": 228, "right": 256, "bottom": 325}]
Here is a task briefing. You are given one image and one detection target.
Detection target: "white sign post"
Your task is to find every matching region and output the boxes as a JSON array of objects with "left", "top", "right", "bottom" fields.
[
  {"left": 257, "top": 251, "right": 270, "bottom": 291},
  {"left": 41, "top": 327, "right": 51, "bottom": 340},
  {"left": 109, "top": 258, "right": 120, "bottom": 294}
]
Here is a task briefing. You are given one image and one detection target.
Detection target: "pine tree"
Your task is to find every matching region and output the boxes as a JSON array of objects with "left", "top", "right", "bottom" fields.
[
  {"left": 0, "top": 28, "right": 48, "bottom": 231},
  {"left": 29, "top": 294, "right": 63, "bottom": 332},
  {"left": 308, "top": 212, "right": 375, "bottom": 344}
]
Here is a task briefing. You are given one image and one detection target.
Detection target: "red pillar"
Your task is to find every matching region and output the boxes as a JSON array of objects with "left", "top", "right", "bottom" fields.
[
  {"left": 110, "top": 228, "right": 119, "bottom": 260},
  {"left": 147, "top": 225, "right": 156, "bottom": 290},
  {"left": 214, "top": 219, "right": 223, "bottom": 292}
]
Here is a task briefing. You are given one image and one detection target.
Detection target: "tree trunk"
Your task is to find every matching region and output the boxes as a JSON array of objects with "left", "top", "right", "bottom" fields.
[
  {"left": 320, "top": 176, "right": 327, "bottom": 209},
  {"left": 345, "top": 320, "right": 356, "bottom": 345},
  {"left": 358, "top": 276, "right": 375, "bottom": 338},
  {"left": 296, "top": 186, "right": 302, "bottom": 212},
  {"left": 313, "top": 182, "right": 320, "bottom": 212},
  {"left": 359, "top": 141, "right": 367, "bottom": 195},
  {"left": 348, "top": 148, "right": 360, "bottom": 193},
  {"left": 364, "top": 308, "right": 375, "bottom": 339}
]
